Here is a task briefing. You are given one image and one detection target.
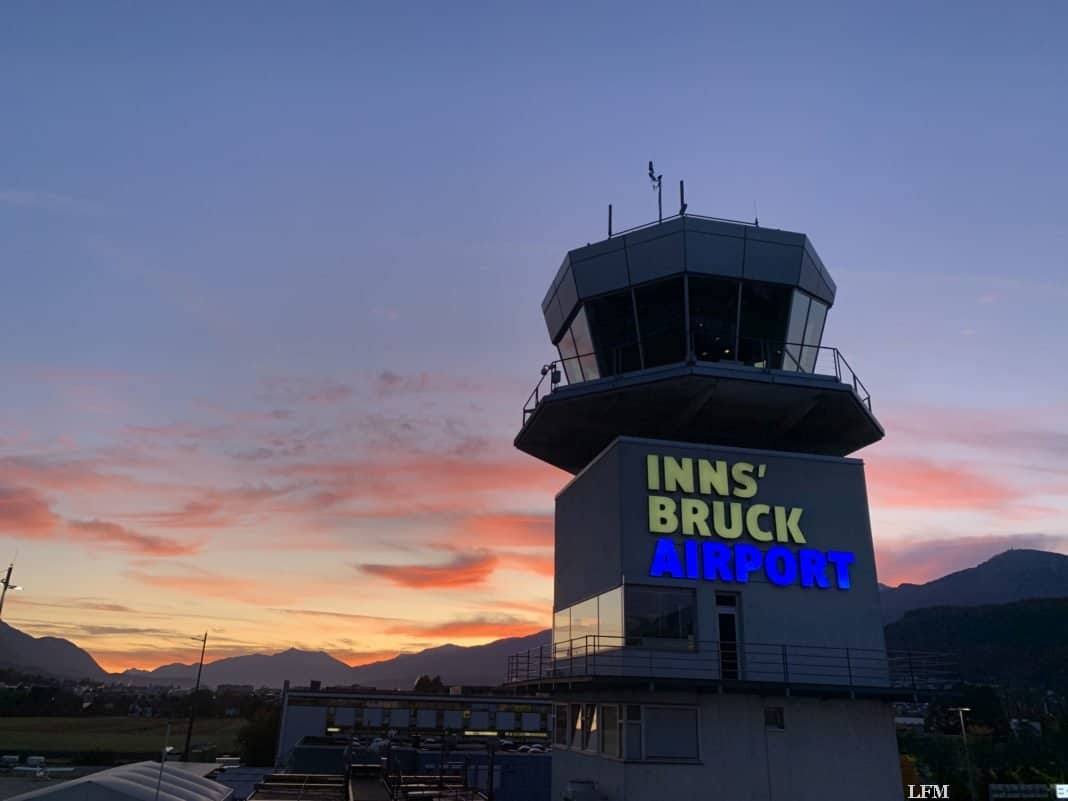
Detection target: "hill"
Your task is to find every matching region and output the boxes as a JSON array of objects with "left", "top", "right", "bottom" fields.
[
  {"left": 880, "top": 548, "right": 1068, "bottom": 623},
  {"left": 884, "top": 596, "right": 1068, "bottom": 689},
  {"left": 120, "top": 647, "right": 356, "bottom": 688},
  {"left": 0, "top": 621, "right": 108, "bottom": 681},
  {"left": 348, "top": 630, "right": 551, "bottom": 690}
]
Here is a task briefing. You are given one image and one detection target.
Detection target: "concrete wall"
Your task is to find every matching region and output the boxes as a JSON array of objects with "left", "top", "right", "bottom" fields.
[
  {"left": 554, "top": 436, "right": 886, "bottom": 658},
  {"left": 550, "top": 692, "right": 902, "bottom": 801}
]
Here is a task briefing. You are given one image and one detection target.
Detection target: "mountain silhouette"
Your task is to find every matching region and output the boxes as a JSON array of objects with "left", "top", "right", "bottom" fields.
[
  {"left": 0, "top": 620, "right": 108, "bottom": 681},
  {"left": 880, "top": 548, "right": 1068, "bottom": 623}
]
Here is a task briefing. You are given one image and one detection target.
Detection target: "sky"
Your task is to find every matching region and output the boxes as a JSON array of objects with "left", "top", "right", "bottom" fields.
[{"left": 1, "top": 1, "right": 1067, "bottom": 672}]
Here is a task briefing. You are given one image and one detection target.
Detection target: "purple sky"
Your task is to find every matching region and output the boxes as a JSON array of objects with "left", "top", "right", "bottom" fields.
[{"left": 1, "top": 2, "right": 1066, "bottom": 669}]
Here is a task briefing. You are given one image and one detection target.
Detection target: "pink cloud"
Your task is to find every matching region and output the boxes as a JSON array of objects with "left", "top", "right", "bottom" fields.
[
  {"left": 866, "top": 456, "right": 1017, "bottom": 510},
  {"left": 359, "top": 550, "right": 499, "bottom": 589},
  {"left": 67, "top": 519, "right": 200, "bottom": 556}
]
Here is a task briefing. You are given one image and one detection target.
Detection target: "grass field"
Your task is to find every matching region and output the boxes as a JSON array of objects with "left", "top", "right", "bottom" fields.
[{"left": 0, "top": 717, "right": 246, "bottom": 754}]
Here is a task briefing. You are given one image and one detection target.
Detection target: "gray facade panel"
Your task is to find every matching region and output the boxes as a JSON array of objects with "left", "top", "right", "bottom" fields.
[
  {"left": 556, "top": 264, "right": 580, "bottom": 322},
  {"left": 625, "top": 232, "right": 686, "bottom": 285},
  {"left": 804, "top": 237, "right": 837, "bottom": 296},
  {"left": 572, "top": 250, "right": 630, "bottom": 299},
  {"left": 742, "top": 240, "right": 803, "bottom": 286},
  {"left": 543, "top": 291, "right": 565, "bottom": 343},
  {"left": 684, "top": 231, "right": 745, "bottom": 278},
  {"left": 543, "top": 255, "right": 571, "bottom": 312},
  {"left": 799, "top": 251, "right": 835, "bottom": 305},
  {"left": 554, "top": 443, "right": 623, "bottom": 610},
  {"left": 745, "top": 227, "right": 807, "bottom": 247}
]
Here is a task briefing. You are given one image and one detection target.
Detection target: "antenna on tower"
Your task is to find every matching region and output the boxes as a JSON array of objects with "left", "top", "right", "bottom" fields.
[
  {"left": 753, "top": 201, "right": 760, "bottom": 227},
  {"left": 648, "top": 161, "right": 663, "bottom": 223},
  {"left": 679, "top": 180, "right": 687, "bottom": 216},
  {"left": 608, "top": 204, "right": 613, "bottom": 237}
]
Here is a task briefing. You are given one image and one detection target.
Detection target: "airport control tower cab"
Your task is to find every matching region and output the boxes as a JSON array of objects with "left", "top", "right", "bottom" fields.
[{"left": 507, "top": 211, "right": 955, "bottom": 801}]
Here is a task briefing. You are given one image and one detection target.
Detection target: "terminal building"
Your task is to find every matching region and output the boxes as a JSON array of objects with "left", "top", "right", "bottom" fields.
[{"left": 506, "top": 213, "right": 956, "bottom": 801}]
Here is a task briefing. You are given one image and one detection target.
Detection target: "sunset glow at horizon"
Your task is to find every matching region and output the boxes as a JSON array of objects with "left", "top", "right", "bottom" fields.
[{"left": 2, "top": 3, "right": 1067, "bottom": 672}]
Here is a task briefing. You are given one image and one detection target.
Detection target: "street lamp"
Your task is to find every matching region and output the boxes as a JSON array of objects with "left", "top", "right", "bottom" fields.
[
  {"left": 155, "top": 724, "right": 175, "bottom": 801},
  {"left": 0, "top": 562, "right": 23, "bottom": 620},
  {"left": 949, "top": 706, "right": 977, "bottom": 801}
]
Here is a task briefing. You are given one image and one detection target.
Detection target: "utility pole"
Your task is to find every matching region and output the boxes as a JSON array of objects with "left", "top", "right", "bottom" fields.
[
  {"left": 183, "top": 633, "right": 208, "bottom": 762},
  {"left": 0, "top": 562, "right": 22, "bottom": 620},
  {"left": 950, "top": 706, "right": 977, "bottom": 801}
]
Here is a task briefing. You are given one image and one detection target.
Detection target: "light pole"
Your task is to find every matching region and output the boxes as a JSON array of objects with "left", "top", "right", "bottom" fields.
[
  {"left": 183, "top": 633, "right": 208, "bottom": 762},
  {"left": 949, "top": 706, "right": 977, "bottom": 801},
  {"left": 0, "top": 562, "right": 23, "bottom": 620},
  {"left": 154, "top": 723, "right": 174, "bottom": 801}
]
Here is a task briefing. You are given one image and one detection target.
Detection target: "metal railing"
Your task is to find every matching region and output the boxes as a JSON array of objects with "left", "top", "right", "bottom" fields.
[
  {"left": 506, "top": 635, "right": 958, "bottom": 693},
  {"left": 522, "top": 332, "right": 872, "bottom": 425}
]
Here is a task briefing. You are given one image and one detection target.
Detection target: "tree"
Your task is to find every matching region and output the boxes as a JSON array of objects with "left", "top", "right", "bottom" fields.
[
  {"left": 413, "top": 675, "right": 447, "bottom": 693},
  {"left": 237, "top": 706, "right": 281, "bottom": 767}
]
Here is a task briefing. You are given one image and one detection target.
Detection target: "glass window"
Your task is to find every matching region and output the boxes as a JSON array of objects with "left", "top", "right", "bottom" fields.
[
  {"left": 634, "top": 277, "right": 686, "bottom": 368},
  {"left": 764, "top": 707, "right": 785, "bottom": 730},
  {"left": 625, "top": 586, "right": 696, "bottom": 646},
  {"left": 569, "top": 307, "right": 600, "bottom": 381},
  {"left": 556, "top": 329, "right": 581, "bottom": 384},
  {"left": 689, "top": 276, "right": 739, "bottom": 362},
  {"left": 570, "top": 703, "right": 583, "bottom": 749},
  {"left": 582, "top": 703, "right": 598, "bottom": 752},
  {"left": 597, "top": 587, "right": 623, "bottom": 647},
  {"left": 571, "top": 597, "right": 598, "bottom": 650},
  {"left": 600, "top": 705, "right": 620, "bottom": 758},
  {"left": 553, "top": 705, "right": 568, "bottom": 745},
  {"left": 738, "top": 283, "right": 792, "bottom": 368},
  {"left": 585, "top": 291, "right": 640, "bottom": 376},
  {"left": 644, "top": 707, "right": 699, "bottom": 760},
  {"left": 553, "top": 608, "right": 571, "bottom": 661},
  {"left": 782, "top": 290, "right": 810, "bottom": 372},
  {"left": 624, "top": 705, "right": 642, "bottom": 759},
  {"left": 800, "top": 299, "right": 827, "bottom": 373}
]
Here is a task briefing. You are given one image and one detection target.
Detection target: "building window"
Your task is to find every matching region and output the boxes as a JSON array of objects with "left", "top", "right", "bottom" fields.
[
  {"left": 764, "top": 707, "right": 785, "bottom": 731},
  {"left": 738, "top": 282, "right": 792, "bottom": 368},
  {"left": 625, "top": 586, "right": 696, "bottom": 647},
  {"left": 689, "top": 276, "right": 739, "bottom": 362},
  {"left": 553, "top": 609, "right": 571, "bottom": 658},
  {"left": 569, "top": 307, "right": 600, "bottom": 381},
  {"left": 582, "top": 703, "right": 598, "bottom": 752},
  {"left": 553, "top": 705, "right": 568, "bottom": 746},
  {"left": 600, "top": 705, "right": 621, "bottom": 758},
  {"left": 556, "top": 329, "right": 581, "bottom": 384},
  {"left": 585, "top": 291, "right": 640, "bottom": 376},
  {"left": 644, "top": 706, "right": 700, "bottom": 760},
  {"left": 625, "top": 705, "right": 642, "bottom": 760},
  {"left": 569, "top": 704, "right": 583, "bottom": 749},
  {"left": 634, "top": 277, "right": 686, "bottom": 368}
]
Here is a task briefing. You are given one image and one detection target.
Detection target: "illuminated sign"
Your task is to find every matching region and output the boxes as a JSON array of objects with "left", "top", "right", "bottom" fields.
[{"left": 645, "top": 454, "right": 855, "bottom": 590}]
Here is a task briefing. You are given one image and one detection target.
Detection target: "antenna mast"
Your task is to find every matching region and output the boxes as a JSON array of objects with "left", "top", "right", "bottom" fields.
[{"left": 648, "top": 161, "right": 663, "bottom": 223}]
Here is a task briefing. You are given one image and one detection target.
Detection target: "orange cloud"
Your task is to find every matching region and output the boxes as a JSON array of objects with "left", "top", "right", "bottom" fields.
[
  {"left": 865, "top": 456, "right": 1016, "bottom": 510},
  {"left": 359, "top": 550, "right": 498, "bottom": 589},
  {"left": 127, "top": 567, "right": 276, "bottom": 605},
  {"left": 499, "top": 550, "right": 554, "bottom": 577},
  {"left": 460, "top": 513, "right": 553, "bottom": 547},
  {"left": 67, "top": 519, "right": 200, "bottom": 556},
  {"left": 386, "top": 616, "right": 546, "bottom": 639}
]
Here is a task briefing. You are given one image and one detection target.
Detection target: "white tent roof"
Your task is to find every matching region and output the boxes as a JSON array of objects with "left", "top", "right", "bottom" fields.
[{"left": 7, "top": 762, "right": 234, "bottom": 801}]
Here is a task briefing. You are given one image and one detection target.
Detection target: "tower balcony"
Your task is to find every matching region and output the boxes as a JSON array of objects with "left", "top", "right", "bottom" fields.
[
  {"left": 515, "top": 334, "right": 882, "bottom": 474},
  {"left": 505, "top": 635, "right": 958, "bottom": 701}
]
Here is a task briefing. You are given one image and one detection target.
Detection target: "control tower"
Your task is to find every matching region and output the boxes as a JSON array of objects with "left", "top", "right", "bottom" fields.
[{"left": 506, "top": 212, "right": 955, "bottom": 801}]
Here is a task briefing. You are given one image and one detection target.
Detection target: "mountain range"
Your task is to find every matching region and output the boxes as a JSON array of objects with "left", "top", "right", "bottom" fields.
[
  {"left": 2, "top": 548, "right": 1066, "bottom": 689},
  {"left": 879, "top": 548, "right": 1068, "bottom": 623}
]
